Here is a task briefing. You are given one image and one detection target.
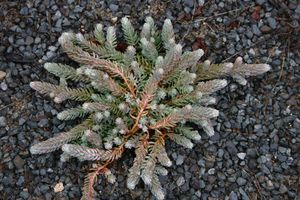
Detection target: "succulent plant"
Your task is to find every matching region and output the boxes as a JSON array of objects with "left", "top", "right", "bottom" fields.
[{"left": 29, "top": 16, "right": 270, "bottom": 200}]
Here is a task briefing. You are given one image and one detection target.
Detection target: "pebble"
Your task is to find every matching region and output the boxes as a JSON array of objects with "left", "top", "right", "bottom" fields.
[
  {"left": 236, "top": 177, "right": 247, "bottom": 186},
  {"left": 245, "top": 30, "right": 253, "bottom": 39},
  {"left": 239, "top": 188, "right": 249, "bottom": 200},
  {"left": 40, "top": 169, "right": 47, "bottom": 176},
  {"left": 237, "top": 152, "right": 246, "bottom": 160},
  {"left": 15, "top": 39, "right": 25, "bottom": 46},
  {"left": 218, "top": 2, "right": 224, "bottom": 8},
  {"left": 48, "top": 46, "right": 57, "bottom": 52},
  {"left": 217, "top": 149, "right": 224, "bottom": 158},
  {"left": 278, "top": 147, "right": 287, "bottom": 154},
  {"left": 38, "top": 118, "right": 49, "bottom": 127},
  {"left": 229, "top": 191, "right": 238, "bottom": 200},
  {"left": 279, "top": 184, "right": 288, "bottom": 193},
  {"left": 52, "top": 11, "right": 62, "bottom": 21},
  {"left": 252, "top": 24, "right": 261, "bottom": 36},
  {"left": 246, "top": 148, "right": 257, "bottom": 158},
  {"left": 184, "top": 0, "right": 194, "bottom": 7},
  {"left": 20, "top": 191, "right": 30, "bottom": 199},
  {"left": 198, "top": 0, "right": 205, "bottom": 6},
  {"left": 261, "top": 25, "right": 271, "bottom": 33},
  {"left": 54, "top": 182, "right": 64, "bottom": 192},
  {"left": 20, "top": 7, "right": 29, "bottom": 15},
  {"left": 38, "top": 23, "right": 48, "bottom": 33},
  {"left": 111, "top": 17, "right": 118, "bottom": 23},
  {"left": 248, "top": 48, "right": 255, "bottom": 56},
  {"left": 176, "top": 155, "right": 185, "bottom": 165},
  {"left": 267, "top": 17, "right": 277, "bottom": 29},
  {"left": 0, "top": 116, "right": 6, "bottom": 127},
  {"left": 198, "top": 180, "right": 205, "bottom": 188},
  {"left": 35, "top": 37, "right": 41, "bottom": 44},
  {"left": 8, "top": 35, "right": 14, "bottom": 44},
  {"left": 266, "top": 180, "right": 274, "bottom": 189},
  {"left": 109, "top": 4, "right": 119, "bottom": 12},
  {"left": 256, "top": 0, "right": 265, "bottom": 5},
  {"left": 40, "top": 185, "right": 50, "bottom": 193},
  {"left": 208, "top": 168, "right": 215, "bottom": 175},
  {"left": 228, "top": 46, "right": 235, "bottom": 55},
  {"left": 226, "top": 141, "right": 238, "bottom": 155},
  {"left": 13, "top": 155, "right": 25, "bottom": 169},
  {"left": 25, "top": 36, "right": 34, "bottom": 45},
  {"left": 195, "top": 190, "right": 201, "bottom": 197},
  {"left": 63, "top": 18, "right": 71, "bottom": 26},
  {"left": 0, "top": 71, "right": 6, "bottom": 80},
  {"left": 19, "top": 118, "right": 26, "bottom": 126},
  {"left": 176, "top": 176, "right": 185, "bottom": 187},
  {"left": 1, "top": 82, "right": 8, "bottom": 91},
  {"left": 254, "top": 124, "right": 262, "bottom": 132},
  {"left": 74, "top": 5, "right": 84, "bottom": 13},
  {"left": 295, "top": 5, "right": 300, "bottom": 14},
  {"left": 16, "top": 176, "right": 25, "bottom": 186}
]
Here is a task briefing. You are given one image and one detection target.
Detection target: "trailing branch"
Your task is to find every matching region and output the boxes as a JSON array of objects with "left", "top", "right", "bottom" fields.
[
  {"left": 30, "top": 81, "right": 92, "bottom": 103},
  {"left": 57, "top": 107, "right": 89, "bottom": 121},
  {"left": 127, "top": 134, "right": 149, "bottom": 189},
  {"left": 30, "top": 120, "right": 92, "bottom": 154},
  {"left": 62, "top": 144, "right": 110, "bottom": 161},
  {"left": 44, "top": 63, "right": 90, "bottom": 82},
  {"left": 149, "top": 106, "right": 219, "bottom": 129},
  {"left": 122, "top": 17, "right": 139, "bottom": 45},
  {"left": 196, "top": 57, "right": 270, "bottom": 85}
]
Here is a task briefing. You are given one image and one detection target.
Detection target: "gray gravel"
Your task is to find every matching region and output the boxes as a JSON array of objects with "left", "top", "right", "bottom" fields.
[
  {"left": 0, "top": 0, "right": 299, "bottom": 200},
  {"left": 0, "top": 116, "right": 6, "bottom": 127}
]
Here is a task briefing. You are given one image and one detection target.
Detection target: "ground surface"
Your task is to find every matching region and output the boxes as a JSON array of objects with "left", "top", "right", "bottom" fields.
[{"left": 0, "top": 0, "right": 299, "bottom": 199}]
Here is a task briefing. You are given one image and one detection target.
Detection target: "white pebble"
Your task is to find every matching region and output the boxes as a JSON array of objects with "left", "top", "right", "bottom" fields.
[{"left": 237, "top": 152, "right": 246, "bottom": 160}]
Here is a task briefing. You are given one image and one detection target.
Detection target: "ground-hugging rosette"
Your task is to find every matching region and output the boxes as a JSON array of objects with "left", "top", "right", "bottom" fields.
[{"left": 29, "top": 16, "right": 270, "bottom": 200}]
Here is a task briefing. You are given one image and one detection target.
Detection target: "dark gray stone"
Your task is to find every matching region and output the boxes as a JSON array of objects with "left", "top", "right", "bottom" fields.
[
  {"left": 109, "top": 4, "right": 119, "bottom": 12},
  {"left": 226, "top": 141, "right": 238, "bottom": 155},
  {"left": 0, "top": 116, "right": 6, "bottom": 127},
  {"left": 279, "top": 184, "right": 288, "bottom": 193},
  {"left": 236, "top": 177, "right": 247, "bottom": 186},
  {"left": 25, "top": 36, "right": 34, "bottom": 45},
  {"left": 19, "top": 118, "right": 26, "bottom": 126},
  {"left": 176, "top": 155, "right": 185, "bottom": 165},
  {"left": 267, "top": 17, "right": 277, "bottom": 29},
  {"left": 256, "top": 0, "right": 265, "bottom": 5},
  {"left": 184, "top": 0, "right": 194, "bottom": 8},
  {"left": 16, "top": 176, "right": 25, "bottom": 186},
  {"left": 295, "top": 5, "right": 300, "bottom": 14},
  {"left": 239, "top": 188, "right": 250, "bottom": 200},
  {"left": 176, "top": 176, "right": 185, "bottom": 186},
  {"left": 13, "top": 155, "right": 25, "bottom": 169},
  {"left": 20, "top": 191, "right": 29, "bottom": 199},
  {"left": 252, "top": 24, "right": 261, "bottom": 36},
  {"left": 229, "top": 191, "right": 238, "bottom": 200},
  {"left": 195, "top": 190, "right": 201, "bottom": 197},
  {"left": 245, "top": 30, "right": 253, "bottom": 39},
  {"left": 20, "top": 7, "right": 29, "bottom": 15},
  {"left": 74, "top": 5, "right": 84, "bottom": 13},
  {"left": 38, "top": 118, "right": 49, "bottom": 128},
  {"left": 40, "top": 184, "right": 50, "bottom": 193}
]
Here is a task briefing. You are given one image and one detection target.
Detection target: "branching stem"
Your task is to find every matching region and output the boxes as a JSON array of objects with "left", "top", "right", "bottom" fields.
[
  {"left": 127, "top": 93, "right": 152, "bottom": 138},
  {"left": 112, "top": 66, "right": 136, "bottom": 97}
]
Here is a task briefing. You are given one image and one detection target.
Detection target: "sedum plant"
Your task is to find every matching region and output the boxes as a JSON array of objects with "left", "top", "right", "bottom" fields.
[{"left": 30, "top": 17, "right": 270, "bottom": 200}]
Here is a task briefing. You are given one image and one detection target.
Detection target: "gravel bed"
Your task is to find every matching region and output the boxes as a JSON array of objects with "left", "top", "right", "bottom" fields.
[{"left": 0, "top": 0, "right": 299, "bottom": 199}]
